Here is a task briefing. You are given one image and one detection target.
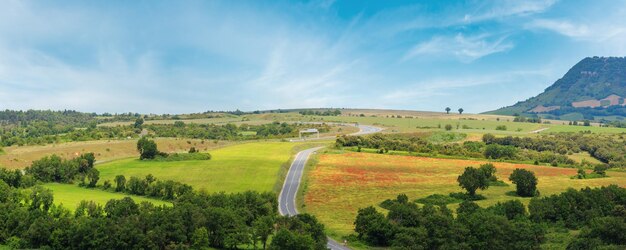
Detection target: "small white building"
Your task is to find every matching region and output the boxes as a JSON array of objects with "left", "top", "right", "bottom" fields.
[{"left": 299, "top": 128, "right": 320, "bottom": 139}]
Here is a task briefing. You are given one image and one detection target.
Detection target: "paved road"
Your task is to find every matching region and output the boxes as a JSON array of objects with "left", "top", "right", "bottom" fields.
[
  {"left": 278, "top": 124, "right": 382, "bottom": 250},
  {"left": 350, "top": 124, "right": 383, "bottom": 135},
  {"left": 289, "top": 123, "right": 383, "bottom": 142}
]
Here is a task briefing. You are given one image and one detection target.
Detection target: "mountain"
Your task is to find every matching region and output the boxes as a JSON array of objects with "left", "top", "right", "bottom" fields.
[{"left": 487, "top": 56, "right": 626, "bottom": 121}]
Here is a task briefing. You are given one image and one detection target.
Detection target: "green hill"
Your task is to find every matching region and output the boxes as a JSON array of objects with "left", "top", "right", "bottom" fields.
[{"left": 487, "top": 56, "right": 626, "bottom": 121}]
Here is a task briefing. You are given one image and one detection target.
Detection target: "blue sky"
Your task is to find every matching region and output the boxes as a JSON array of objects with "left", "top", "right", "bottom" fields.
[{"left": 1, "top": 0, "right": 625, "bottom": 114}]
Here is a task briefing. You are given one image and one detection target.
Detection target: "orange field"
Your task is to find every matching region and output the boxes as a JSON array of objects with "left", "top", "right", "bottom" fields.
[{"left": 304, "top": 152, "right": 626, "bottom": 238}]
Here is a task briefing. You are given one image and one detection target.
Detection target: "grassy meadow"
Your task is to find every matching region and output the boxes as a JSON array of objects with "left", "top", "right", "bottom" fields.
[
  {"left": 42, "top": 183, "right": 171, "bottom": 211},
  {"left": 274, "top": 112, "right": 626, "bottom": 135},
  {"left": 303, "top": 151, "right": 626, "bottom": 239},
  {"left": 96, "top": 141, "right": 319, "bottom": 193},
  {"left": 0, "top": 138, "right": 232, "bottom": 170}
]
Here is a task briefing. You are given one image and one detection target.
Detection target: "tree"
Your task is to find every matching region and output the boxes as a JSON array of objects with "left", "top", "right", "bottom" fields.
[
  {"left": 29, "top": 186, "right": 54, "bottom": 211},
  {"left": 191, "top": 227, "right": 209, "bottom": 249},
  {"left": 104, "top": 197, "right": 139, "bottom": 218},
  {"left": 457, "top": 167, "right": 489, "bottom": 196},
  {"left": 457, "top": 201, "right": 481, "bottom": 215},
  {"left": 458, "top": 108, "right": 464, "bottom": 114},
  {"left": 86, "top": 168, "right": 100, "bottom": 188},
  {"left": 445, "top": 124, "right": 453, "bottom": 131},
  {"left": 253, "top": 216, "right": 275, "bottom": 249},
  {"left": 492, "top": 200, "right": 526, "bottom": 220},
  {"left": 114, "top": 175, "right": 126, "bottom": 192},
  {"left": 396, "top": 194, "right": 408, "bottom": 204},
  {"left": 479, "top": 163, "right": 497, "bottom": 182},
  {"left": 268, "top": 229, "right": 314, "bottom": 250},
  {"left": 134, "top": 117, "right": 144, "bottom": 129},
  {"left": 593, "top": 165, "right": 609, "bottom": 176},
  {"left": 137, "top": 137, "right": 159, "bottom": 160},
  {"left": 354, "top": 206, "right": 395, "bottom": 246},
  {"left": 145, "top": 174, "right": 156, "bottom": 184},
  {"left": 509, "top": 169, "right": 538, "bottom": 197},
  {"left": 391, "top": 227, "right": 428, "bottom": 250},
  {"left": 445, "top": 107, "right": 451, "bottom": 114}
]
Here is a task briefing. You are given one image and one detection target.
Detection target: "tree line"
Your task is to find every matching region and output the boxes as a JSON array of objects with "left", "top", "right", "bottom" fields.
[
  {"left": 354, "top": 185, "right": 625, "bottom": 249},
  {"left": 298, "top": 109, "right": 341, "bottom": 116},
  {"left": 482, "top": 133, "right": 626, "bottom": 168},
  {"left": 0, "top": 180, "right": 327, "bottom": 249},
  {"left": 0, "top": 152, "right": 329, "bottom": 249},
  {"left": 1, "top": 117, "right": 332, "bottom": 147},
  {"left": 335, "top": 133, "right": 579, "bottom": 167}
]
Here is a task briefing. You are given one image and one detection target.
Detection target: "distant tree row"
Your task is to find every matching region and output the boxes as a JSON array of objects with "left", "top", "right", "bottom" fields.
[
  {"left": 298, "top": 109, "right": 342, "bottom": 116},
  {"left": 483, "top": 133, "right": 626, "bottom": 168},
  {"left": 445, "top": 107, "right": 464, "bottom": 114},
  {"left": 336, "top": 133, "right": 579, "bottom": 167},
  {"left": 0, "top": 119, "right": 332, "bottom": 147}
]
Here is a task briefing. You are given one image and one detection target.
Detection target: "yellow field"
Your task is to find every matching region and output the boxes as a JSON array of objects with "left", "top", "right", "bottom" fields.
[
  {"left": 304, "top": 152, "right": 626, "bottom": 238},
  {"left": 0, "top": 138, "right": 233, "bottom": 169}
]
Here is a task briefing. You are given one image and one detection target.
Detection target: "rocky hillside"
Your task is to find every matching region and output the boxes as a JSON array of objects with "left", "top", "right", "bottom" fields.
[{"left": 488, "top": 57, "right": 626, "bottom": 120}]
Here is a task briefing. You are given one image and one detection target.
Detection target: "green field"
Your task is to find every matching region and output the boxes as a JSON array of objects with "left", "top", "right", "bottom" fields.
[
  {"left": 96, "top": 141, "right": 315, "bottom": 193},
  {"left": 43, "top": 183, "right": 171, "bottom": 211},
  {"left": 98, "top": 111, "right": 626, "bottom": 136}
]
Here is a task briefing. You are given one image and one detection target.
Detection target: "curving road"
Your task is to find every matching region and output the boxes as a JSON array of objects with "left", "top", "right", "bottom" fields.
[{"left": 278, "top": 124, "right": 382, "bottom": 250}]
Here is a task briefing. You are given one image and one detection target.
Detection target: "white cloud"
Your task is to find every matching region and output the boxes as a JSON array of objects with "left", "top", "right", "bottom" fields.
[
  {"left": 378, "top": 68, "right": 556, "bottom": 109},
  {"left": 247, "top": 37, "right": 365, "bottom": 110},
  {"left": 403, "top": 33, "right": 514, "bottom": 62},
  {"left": 526, "top": 19, "right": 590, "bottom": 38}
]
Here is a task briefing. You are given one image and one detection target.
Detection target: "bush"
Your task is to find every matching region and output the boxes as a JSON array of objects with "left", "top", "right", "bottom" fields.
[
  {"left": 484, "top": 144, "right": 517, "bottom": 159},
  {"left": 153, "top": 152, "right": 212, "bottom": 162},
  {"left": 449, "top": 192, "right": 486, "bottom": 201},
  {"left": 415, "top": 194, "right": 462, "bottom": 206},
  {"left": 495, "top": 125, "right": 507, "bottom": 131}
]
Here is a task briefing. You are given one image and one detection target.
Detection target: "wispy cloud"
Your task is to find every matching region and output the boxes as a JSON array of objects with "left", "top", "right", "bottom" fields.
[
  {"left": 526, "top": 19, "right": 590, "bottom": 38},
  {"left": 403, "top": 33, "right": 514, "bottom": 62},
  {"left": 526, "top": 18, "right": 626, "bottom": 42},
  {"left": 463, "top": 0, "right": 558, "bottom": 23},
  {"left": 378, "top": 68, "right": 556, "bottom": 110}
]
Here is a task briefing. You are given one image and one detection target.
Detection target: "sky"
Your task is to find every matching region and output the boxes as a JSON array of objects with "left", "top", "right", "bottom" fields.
[{"left": 1, "top": 0, "right": 625, "bottom": 114}]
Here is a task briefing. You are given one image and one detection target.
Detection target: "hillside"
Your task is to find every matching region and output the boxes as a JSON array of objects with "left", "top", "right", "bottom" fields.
[{"left": 488, "top": 56, "right": 626, "bottom": 120}]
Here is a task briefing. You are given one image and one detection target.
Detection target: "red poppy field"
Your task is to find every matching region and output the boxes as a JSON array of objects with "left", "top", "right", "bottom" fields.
[{"left": 303, "top": 152, "right": 626, "bottom": 238}]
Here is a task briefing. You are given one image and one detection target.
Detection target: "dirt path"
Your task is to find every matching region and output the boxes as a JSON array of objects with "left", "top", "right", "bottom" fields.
[{"left": 530, "top": 127, "right": 549, "bottom": 134}]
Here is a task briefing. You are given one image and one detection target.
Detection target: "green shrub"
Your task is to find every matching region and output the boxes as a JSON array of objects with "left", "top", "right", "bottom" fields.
[
  {"left": 415, "top": 194, "right": 462, "bottom": 206},
  {"left": 153, "top": 152, "right": 212, "bottom": 162}
]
